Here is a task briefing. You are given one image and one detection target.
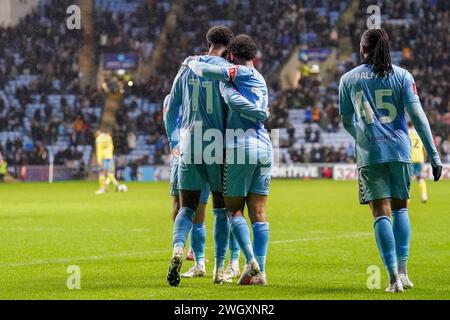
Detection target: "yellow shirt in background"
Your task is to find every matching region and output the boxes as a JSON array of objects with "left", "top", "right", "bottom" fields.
[
  {"left": 409, "top": 129, "right": 425, "bottom": 163},
  {"left": 96, "top": 133, "right": 114, "bottom": 163}
]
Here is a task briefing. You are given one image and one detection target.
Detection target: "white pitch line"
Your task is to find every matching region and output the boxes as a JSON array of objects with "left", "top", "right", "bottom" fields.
[{"left": 0, "top": 232, "right": 371, "bottom": 268}]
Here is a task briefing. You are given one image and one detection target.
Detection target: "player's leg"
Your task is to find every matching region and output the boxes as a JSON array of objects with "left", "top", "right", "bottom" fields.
[
  {"left": 186, "top": 185, "right": 210, "bottom": 262},
  {"left": 416, "top": 163, "right": 427, "bottom": 203},
  {"left": 211, "top": 191, "right": 231, "bottom": 283},
  {"left": 246, "top": 193, "right": 269, "bottom": 285},
  {"left": 103, "top": 160, "right": 112, "bottom": 190},
  {"left": 171, "top": 195, "right": 180, "bottom": 222},
  {"left": 167, "top": 161, "right": 202, "bottom": 287},
  {"left": 183, "top": 199, "right": 207, "bottom": 278},
  {"left": 95, "top": 163, "right": 108, "bottom": 194},
  {"left": 369, "top": 199, "right": 403, "bottom": 292},
  {"left": 390, "top": 162, "right": 413, "bottom": 289},
  {"left": 205, "top": 163, "right": 231, "bottom": 284},
  {"left": 360, "top": 164, "right": 402, "bottom": 292},
  {"left": 98, "top": 169, "right": 106, "bottom": 189},
  {"left": 224, "top": 231, "right": 241, "bottom": 280},
  {"left": 105, "top": 162, "right": 120, "bottom": 191},
  {"left": 244, "top": 160, "right": 271, "bottom": 285},
  {"left": 169, "top": 157, "right": 180, "bottom": 222},
  {"left": 225, "top": 162, "right": 260, "bottom": 285}
]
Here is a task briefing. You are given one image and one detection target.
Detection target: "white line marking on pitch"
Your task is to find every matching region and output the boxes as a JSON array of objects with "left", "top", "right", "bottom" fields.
[{"left": 0, "top": 232, "right": 371, "bottom": 268}]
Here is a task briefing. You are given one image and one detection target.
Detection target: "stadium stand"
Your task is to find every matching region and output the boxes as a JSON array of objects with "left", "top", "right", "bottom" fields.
[
  {"left": 112, "top": 0, "right": 354, "bottom": 167},
  {"left": 0, "top": 0, "right": 103, "bottom": 178},
  {"left": 1, "top": 0, "right": 448, "bottom": 181},
  {"left": 348, "top": 0, "right": 450, "bottom": 163}
]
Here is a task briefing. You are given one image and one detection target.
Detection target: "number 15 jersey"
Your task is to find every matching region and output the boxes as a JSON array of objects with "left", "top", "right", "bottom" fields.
[{"left": 339, "top": 64, "right": 420, "bottom": 168}]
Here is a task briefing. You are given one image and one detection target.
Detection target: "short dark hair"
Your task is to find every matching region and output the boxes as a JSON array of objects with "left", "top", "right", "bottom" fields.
[
  {"left": 206, "top": 26, "right": 234, "bottom": 47},
  {"left": 228, "top": 34, "right": 257, "bottom": 61}
]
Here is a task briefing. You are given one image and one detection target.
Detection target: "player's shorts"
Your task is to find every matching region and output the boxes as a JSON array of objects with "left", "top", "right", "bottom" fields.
[
  {"left": 223, "top": 147, "right": 272, "bottom": 197},
  {"left": 178, "top": 154, "right": 223, "bottom": 194},
  {"left": 170, "top": 155, "right": 210, "bottom": 203},
  {"left": 102, "top": 159, "right": 114, "bottom": 173},
  {"left": 358, "top": 162, "right": 412, "bottom": 204},
  {"left": 411, "top": 162, "right": 424, "bottom": 178}
]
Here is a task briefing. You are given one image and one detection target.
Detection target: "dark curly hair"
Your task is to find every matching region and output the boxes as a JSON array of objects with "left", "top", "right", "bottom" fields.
[
  {"left": 206, "top": 25, "right": 235, "bottom": 47},
  {"left": 228, "top": 34, "right": 257, "bottom": 61}
]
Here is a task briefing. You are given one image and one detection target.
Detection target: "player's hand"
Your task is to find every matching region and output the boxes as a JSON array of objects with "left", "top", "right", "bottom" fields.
[
  {"left": 182, "top": 56, "right": 198, "bottom": 67},
  {"left": 171, "top": 145, "right": 180, "bottom": 158},
  {"left": 432, "top": 165, "right": 443, "bottom": 181}
]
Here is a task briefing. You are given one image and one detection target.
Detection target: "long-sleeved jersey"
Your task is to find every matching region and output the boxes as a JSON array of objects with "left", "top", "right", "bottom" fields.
[
  {"left": 339, "top": 64, "right": 441, "bottom": 168},
  {"left": 187, "top": 59, "right": 271, "bottom": 151}
]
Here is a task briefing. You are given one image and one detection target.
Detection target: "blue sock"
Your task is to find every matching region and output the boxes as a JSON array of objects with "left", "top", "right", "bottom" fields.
[
  {"left": 173, "top": 207, "right": 195, "bottom": 248},
  {"left": 392, "top": 208, "right": 410, "bottom": 273},
  {"left": 191, "top": 223, "right": 206, "bottom": 265},
  {"left": 252, "top": 222, "right": 269, "bottom": 273},
  {"left": 230, "top": 216, "right": 254, "bottom": 264},
  {"left": 213, "top": 208, "right": 229, "bottom": 269},
  {"left": 229, "top": 232, "right": 240, "bottom": 262},
  {"left": 374, "top": 216, "right": 398, "bottom": 281}
]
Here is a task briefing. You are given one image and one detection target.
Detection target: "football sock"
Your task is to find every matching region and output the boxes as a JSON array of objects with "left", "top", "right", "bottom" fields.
[
  {"left": 213, "top": 208, "right": 229, "bottom": 269},
  {"left": 104, "top": 177, "right": 111, "bottom": 189},
  {"left": 419, "top": 179, "right": 427, "bottom": 200},
  {"left": 252, "top": 222, "right": 269, "bottom": 273},
  {"left": 191, "top": 223, "right": 206, "bottom": 267},
  {"left": 230, "top": 216, "right": 255, "bottom": 264},
  {"left": 229, "top": 232, "right": 240, "bottom": 263},
  {"left": 173, "top": 207, "right": 195, "bottom": 249},
  {"left": 98, "top": 175, "right": 105, "bottom": 189},
  {"left": 108, "top": 173, "right": 119, "bottom": 187},
  {"left": 374, "top": 216, "right": 398, "bottom": 282},
  {"left": 392, "top": 208, "right": 410, "bottom": 275}
]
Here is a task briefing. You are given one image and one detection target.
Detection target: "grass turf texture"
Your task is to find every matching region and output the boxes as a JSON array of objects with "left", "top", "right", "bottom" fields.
[{"left": 0, "top": 180, "right": 449, "bottom": 300}]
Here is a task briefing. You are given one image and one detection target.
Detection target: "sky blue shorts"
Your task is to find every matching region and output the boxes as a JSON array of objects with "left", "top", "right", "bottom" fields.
[
  {"left": 223, "top": 148, "right": 272, "bottom": 197},
  {"left": 102, "top": 159, "right": 114, "bottom": 173},
  {"left": 358, "top": 162, "right": 412, "bottom": 204},
  {"left": 170, "top": 156, "right": 210, "bottom": 203}
]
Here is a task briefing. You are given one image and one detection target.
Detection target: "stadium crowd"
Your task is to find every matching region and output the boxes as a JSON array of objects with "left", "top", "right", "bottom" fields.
[
  {"left": 0, "top": 0, "right": 103, "bottom": 178},
  {"left": 113, "top": 0, "right": 352, "bottom": 166},
  {"left": 349, "top": 0, "right": 450, "bottom": 162},
  {"left": 1, "top": 0, "right": 449, "bottom": 180}
]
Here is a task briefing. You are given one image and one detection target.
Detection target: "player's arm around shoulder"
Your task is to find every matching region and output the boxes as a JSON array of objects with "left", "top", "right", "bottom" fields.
[
  {"left": 219, "top": 82, "right": 268, "bottom": 122},
  {"left": 186, "top": 58, "right": 233, "bottom": 82}
]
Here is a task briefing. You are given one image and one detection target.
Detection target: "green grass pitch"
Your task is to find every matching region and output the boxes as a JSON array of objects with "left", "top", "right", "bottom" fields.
[{"left": 0, "top": 180, "right": 449, "bottom": 300}]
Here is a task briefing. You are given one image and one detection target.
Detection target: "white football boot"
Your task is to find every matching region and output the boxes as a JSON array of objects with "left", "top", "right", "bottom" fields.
[
  {"left": 385, "top": 279, "right": 405, "bottom": 293},
  {"left": 399, "top": 273, "right": 414, "bottom": 289},
  {"left": 224, "top": 261, "right": 241, "bottom": 281},
  {"left": 250, "top": 272, "right": 267, "bottom": 285},
  {"left": 237, "top": 258, "right": 261, "bottom": 285},
  {"left": 95, "top": 188, "right": 106, "bottom": 195},
  {"left": 181, "top": 265, "right": 206, "bottom": 278},
  {"left": 213, "top": 268, "right": 232, "bottom": 284}
]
